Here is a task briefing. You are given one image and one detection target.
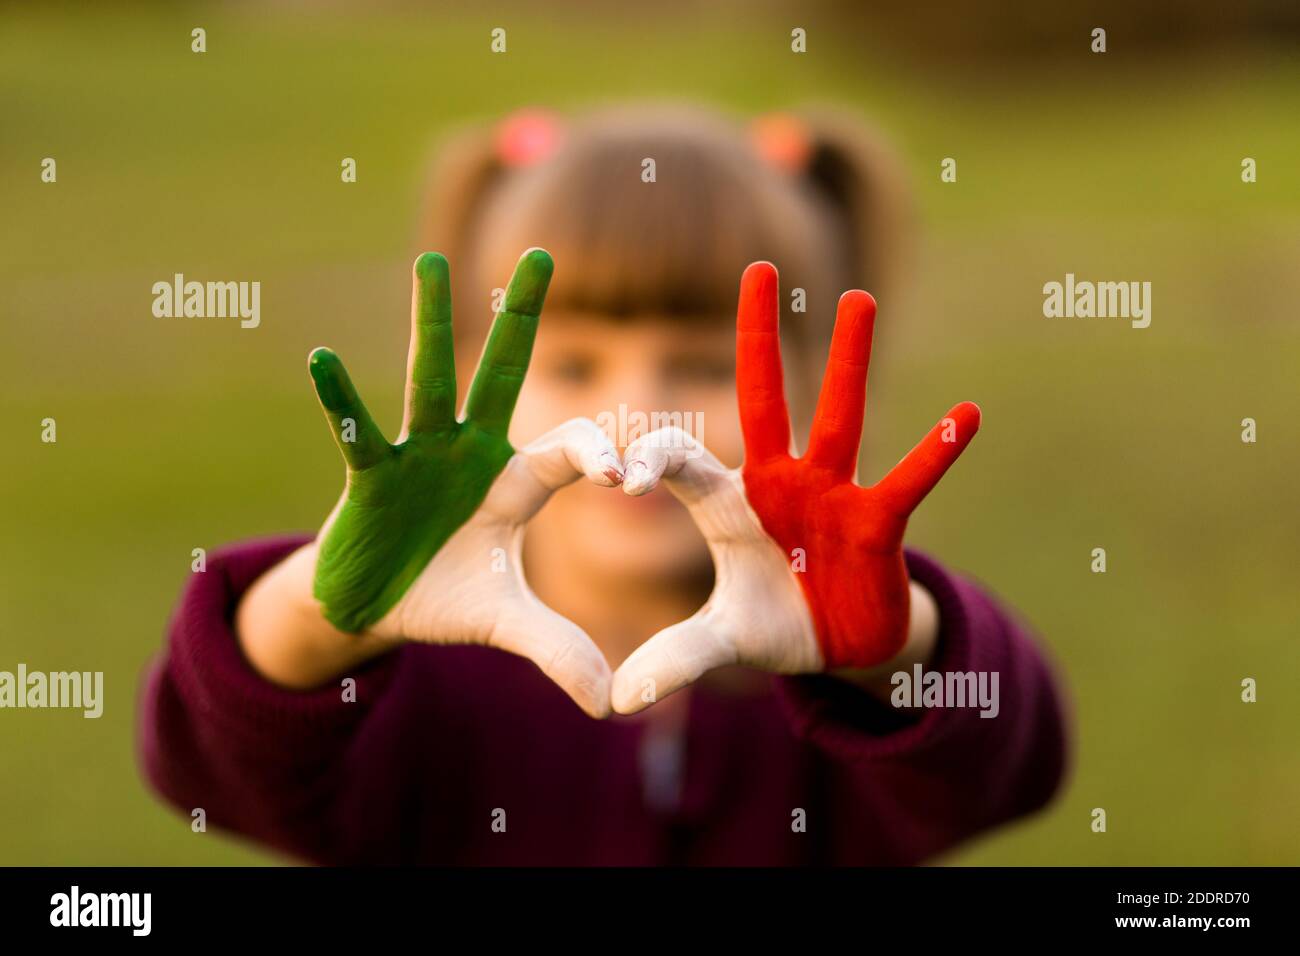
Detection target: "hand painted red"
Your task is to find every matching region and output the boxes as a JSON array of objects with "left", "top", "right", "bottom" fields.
[{"left": 737, "top": 261, "right": 981, "bottom": 669}]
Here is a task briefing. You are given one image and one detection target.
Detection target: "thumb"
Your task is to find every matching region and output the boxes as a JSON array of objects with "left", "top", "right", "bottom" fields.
[
  {"left": 489, "top": 600, "right": 613, "bottom": 719},
  {"left": 611, "top": 612, "right": 737, "bottom": 715}
]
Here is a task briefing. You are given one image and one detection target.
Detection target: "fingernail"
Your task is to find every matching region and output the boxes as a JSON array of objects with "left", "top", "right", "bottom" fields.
[{"left": 600, "top": 452, "right": 625, "bottom": 482}]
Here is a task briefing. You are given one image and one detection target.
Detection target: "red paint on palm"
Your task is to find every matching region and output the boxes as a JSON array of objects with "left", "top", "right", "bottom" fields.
[{"left": 736, "top": 262, "right": 981, "bottom": 669}]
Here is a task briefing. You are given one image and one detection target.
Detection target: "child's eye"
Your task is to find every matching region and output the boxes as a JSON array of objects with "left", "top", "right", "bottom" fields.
[
  {"left": 665, "top": 354, "right": 735, "bottom": 385},
  {"left": 548, "top": 354, "right": 598, "bottom": 385}
]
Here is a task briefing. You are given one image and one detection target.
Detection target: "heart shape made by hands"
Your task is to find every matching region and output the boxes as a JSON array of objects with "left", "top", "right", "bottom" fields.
[{"left": 300, "top": 251, "right": 977, "bottom": 720}]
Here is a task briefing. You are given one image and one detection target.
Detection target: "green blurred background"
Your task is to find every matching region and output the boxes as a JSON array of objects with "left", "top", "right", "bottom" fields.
[{"left": 1, "top": 1, "right": 1297, "bottom": 864}]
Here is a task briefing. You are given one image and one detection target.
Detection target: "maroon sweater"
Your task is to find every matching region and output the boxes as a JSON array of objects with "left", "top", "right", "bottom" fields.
[{"left": 138, "top": 535, "right": 1069, "bottom": 865}]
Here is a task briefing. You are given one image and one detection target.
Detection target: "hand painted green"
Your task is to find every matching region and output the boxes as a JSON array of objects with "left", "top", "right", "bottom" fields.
[{"left": 309, "top": 248, "right": 553, "bottom": 633}]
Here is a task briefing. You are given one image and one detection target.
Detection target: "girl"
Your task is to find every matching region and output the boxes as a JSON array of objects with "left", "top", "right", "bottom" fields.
[{"left": 139, "top": 106, "right": 1068, "bottom": 864}]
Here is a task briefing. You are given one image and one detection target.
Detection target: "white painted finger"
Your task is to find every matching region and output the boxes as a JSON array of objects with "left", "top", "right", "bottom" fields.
[
  {"left": 610, "top": 611, "right": 737, "bottom": 715},
  {"left": 524, "top": 416, "right": 625, "bottom": 488},
  {"left": 624, "top": 437, "right": 764, "bottom": 546},
  {"left": 480, "top": 417, "right": 624, "bottom": 524},
  {"left": 622, "top": 427, "right": 728, "bottom": 503},
  {"left": 489, "top": 600, "right": 613, "bottom": 719},
  {"left": 619, "top": 427, "right": 824, "bottom": 678},
  {"left": 518, "top": 416, "right": 624, "bottom": 489}
]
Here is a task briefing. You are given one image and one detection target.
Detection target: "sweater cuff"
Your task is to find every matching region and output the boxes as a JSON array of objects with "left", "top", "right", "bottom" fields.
[
  {"left": 154, "top": 534, "right": 403, "bottom": 740},
  {"left": 771, "top": 549, "right": 991, "bottom": 762}
]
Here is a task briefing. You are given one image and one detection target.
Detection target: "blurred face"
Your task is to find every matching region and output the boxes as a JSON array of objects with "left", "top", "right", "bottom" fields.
[{"left": 506, "top": 312, "right": 743, "bottom": 586}]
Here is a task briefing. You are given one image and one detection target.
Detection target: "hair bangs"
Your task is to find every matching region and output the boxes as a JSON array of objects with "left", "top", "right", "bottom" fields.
[{"left": 467, "top": 113, "right": 841, "bottom": 334}]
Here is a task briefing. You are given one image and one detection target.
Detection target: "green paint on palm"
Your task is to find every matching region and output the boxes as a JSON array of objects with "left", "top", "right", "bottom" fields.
[{"left": 309, "top": 248, "right": 553, "bottom": 633}]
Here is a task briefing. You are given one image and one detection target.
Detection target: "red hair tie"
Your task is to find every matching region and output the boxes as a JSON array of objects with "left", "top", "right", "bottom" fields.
[
  {"left": 496, "top": 109, "right": 564, "bottom": 168},
  {"left": 749, "top": 113, "right": 813, "bottom": 175}
]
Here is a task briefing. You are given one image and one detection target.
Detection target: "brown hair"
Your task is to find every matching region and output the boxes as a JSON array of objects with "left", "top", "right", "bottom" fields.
[{"left": 418, "top": 104, "right": 911, "bottom": 391}]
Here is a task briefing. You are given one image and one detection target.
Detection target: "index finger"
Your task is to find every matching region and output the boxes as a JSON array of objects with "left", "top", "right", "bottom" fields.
[{"left": 463, "top": 247, "right": 553, "bottom": 436}]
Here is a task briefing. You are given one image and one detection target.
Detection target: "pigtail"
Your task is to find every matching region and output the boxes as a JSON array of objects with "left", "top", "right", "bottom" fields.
[
  {"left": 752, "top": 109, "right": 914, "bottom": 305},
  {"left": 803, "top": 110, "right": 914, "bottom": 306}
]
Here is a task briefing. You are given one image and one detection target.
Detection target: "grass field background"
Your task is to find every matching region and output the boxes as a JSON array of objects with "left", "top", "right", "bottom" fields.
[{"left": 1, "top": 3, "right": 1297, "bottom": 864}]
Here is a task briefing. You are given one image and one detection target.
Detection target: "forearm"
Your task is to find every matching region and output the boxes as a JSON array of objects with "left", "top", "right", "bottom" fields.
[
  {"left": 773, "top": 553, "right": 1069, "bottom": 861},
  {"left": 236, "top": 542, "right": 402, "bottom": 690}
]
